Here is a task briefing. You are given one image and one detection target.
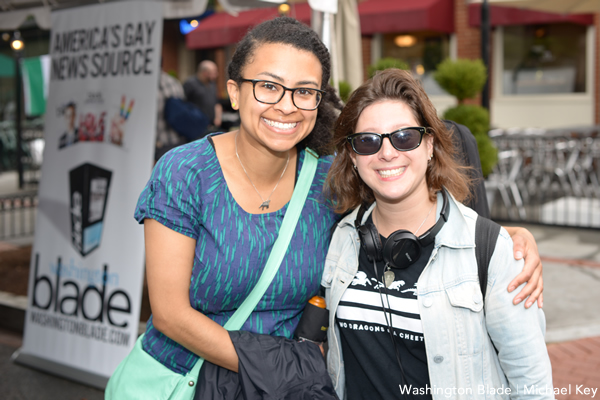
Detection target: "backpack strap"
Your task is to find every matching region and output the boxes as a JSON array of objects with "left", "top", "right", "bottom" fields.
[{"left": 475, "top": 216, "right": 501, "bottom": 300}]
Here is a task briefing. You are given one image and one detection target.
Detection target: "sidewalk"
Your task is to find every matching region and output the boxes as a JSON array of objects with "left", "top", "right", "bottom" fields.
[
  {"left": 549, "top": 337, "right": 600, "bottom": 400},
  {"left": 0, "top": 328, "right": 104, "bottom": 400},
  {"left": 505, "top": 222, "right": 600, "bottom": 399}
]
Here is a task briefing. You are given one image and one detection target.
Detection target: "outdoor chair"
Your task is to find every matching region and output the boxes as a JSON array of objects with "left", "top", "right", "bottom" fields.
[{"left": 485, "top": 149, "right": 526, "bottom": 220}]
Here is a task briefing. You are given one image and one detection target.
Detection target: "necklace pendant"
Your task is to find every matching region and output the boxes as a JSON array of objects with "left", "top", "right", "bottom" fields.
[
  {"left": 259, "top": 200, "right": 271, "bottom": 210},
  {"left": 383, "top": 270, "right": 395, "bottom": 288}
]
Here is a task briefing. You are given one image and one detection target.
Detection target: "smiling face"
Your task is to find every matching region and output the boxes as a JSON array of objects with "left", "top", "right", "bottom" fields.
[
  {"left": 227, "top": 43, "right": 322, "bottom": 154},
  {"left": 350, "top": 100, "right": 433, "bottom": 207}
]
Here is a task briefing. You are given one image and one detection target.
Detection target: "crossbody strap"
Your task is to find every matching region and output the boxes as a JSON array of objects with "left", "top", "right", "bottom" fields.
[{"left": 189, "top": 148, "right": 319, "bottom": 376}]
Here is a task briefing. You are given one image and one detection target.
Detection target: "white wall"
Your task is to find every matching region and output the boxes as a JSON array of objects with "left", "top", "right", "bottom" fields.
[
  {"left": 430, "top": 96, "right": 458, "bottom": 118},
  {"left": 492, "top": 95, "right": 593, "bottom": 129}
]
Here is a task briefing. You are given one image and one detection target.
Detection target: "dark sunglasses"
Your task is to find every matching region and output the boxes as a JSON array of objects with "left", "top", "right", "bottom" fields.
[{"left": 346, "top": 127, "right": 428, "bottom": 155}]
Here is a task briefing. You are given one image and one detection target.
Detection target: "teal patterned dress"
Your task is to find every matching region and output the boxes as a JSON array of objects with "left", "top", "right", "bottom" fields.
[{"left": 134, "top": 134, "right": 338, "bottom": 374}]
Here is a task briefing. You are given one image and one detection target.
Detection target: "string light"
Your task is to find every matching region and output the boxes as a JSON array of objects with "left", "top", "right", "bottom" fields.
[
  {"left": 11, "top": 31, "right": 24, "bottom": 51},
  {"left": 394, "top": 35, "right": 417, "bottom": 48},
  {"left": 278, "top": 3, "right": 290, "bottom": 15}
]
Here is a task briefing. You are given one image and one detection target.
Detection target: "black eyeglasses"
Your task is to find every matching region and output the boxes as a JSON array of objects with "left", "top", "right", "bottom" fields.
[
  {"left": 240, "top": 78, "right": 325, "bottom": 111},
  {"left": 346, "top": 127, "right": 428, "bottom": 155}
]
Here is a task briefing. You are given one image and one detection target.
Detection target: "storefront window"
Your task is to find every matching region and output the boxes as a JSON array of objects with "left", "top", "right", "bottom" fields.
[
  {"left": 503, "top": 23, "right": 587, "bottom": 95},
  {"left": 382, "top": 32, "right": 450, "bottom": 96}
]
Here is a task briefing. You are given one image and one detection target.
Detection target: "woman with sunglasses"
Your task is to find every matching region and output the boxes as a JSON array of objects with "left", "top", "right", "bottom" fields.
[
  {"left": 323, "top": 69, "right": 553, "bottom": 399},
  {"left": 107, "top": 17, "right": 544, "bottom": 398}
]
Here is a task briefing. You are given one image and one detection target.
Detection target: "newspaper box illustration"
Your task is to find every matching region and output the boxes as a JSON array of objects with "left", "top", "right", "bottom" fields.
[{"left": 69, "top": 163, "right": 112, "bottom": 256}]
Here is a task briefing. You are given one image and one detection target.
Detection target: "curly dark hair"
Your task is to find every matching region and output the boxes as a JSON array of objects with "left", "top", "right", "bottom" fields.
[
  {"left": 227, "top": 17, "right": 343, "bottom": 156},
  {"left": 325, "top": 69, "right": 473, "bottom": 213}
]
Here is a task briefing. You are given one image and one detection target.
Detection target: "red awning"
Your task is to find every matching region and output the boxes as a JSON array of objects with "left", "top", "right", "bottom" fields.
[
  {"left": 187, "top": 0, "right": 455, "bottom": 49},
  {"left": 358, "top": 0, "right": 454, "bottom": 35},
  {"left": 186, "top": 3, "right": 312, "bottom": 50},
  {"left": 468, "top": 4, "right": 594, "bottom": 26}
]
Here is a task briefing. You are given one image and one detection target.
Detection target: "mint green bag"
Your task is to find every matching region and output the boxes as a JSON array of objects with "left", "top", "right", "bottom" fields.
[{"left": 105, "top": 149, "right": 319, "bottom": 400}]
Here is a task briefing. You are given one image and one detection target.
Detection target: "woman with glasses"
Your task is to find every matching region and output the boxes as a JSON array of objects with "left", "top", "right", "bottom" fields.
[
  {"left": 107, "top": 17, "right": 544, "bottom": 398},
  {"left": 323, "top": 69, "right": 553, "bottom": 399}
]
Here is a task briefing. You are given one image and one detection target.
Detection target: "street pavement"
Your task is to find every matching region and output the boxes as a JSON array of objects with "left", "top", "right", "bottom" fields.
[
  {"left": 0, "top": 168, "right": 599, "bottom": 398},
  {"left": 0, "top": 328, "right": 104, "bottom": 400}
]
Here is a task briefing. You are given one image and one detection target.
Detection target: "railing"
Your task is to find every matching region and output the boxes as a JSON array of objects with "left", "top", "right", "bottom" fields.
[
  {"left": 0, "top": 191, "right": 38, "bottom": 240},
  {"left": 486, "top": 126, "right": 600, "bottom": 228},
  {"left": 0, "top": 118, "right": 44, "bottom": 187}
]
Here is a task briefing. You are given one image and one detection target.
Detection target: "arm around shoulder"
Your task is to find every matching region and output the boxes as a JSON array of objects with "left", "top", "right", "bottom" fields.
[{"left": 503, "top": 225, "right": 544, "bottom": 308}]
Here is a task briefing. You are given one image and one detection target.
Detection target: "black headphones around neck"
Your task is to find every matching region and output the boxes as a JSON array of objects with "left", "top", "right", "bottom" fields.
[{"left": 354, "top": 188, "right": 450, "bottom": 270}]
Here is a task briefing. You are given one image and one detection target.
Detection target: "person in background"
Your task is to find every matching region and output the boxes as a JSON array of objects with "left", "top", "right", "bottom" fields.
[
  {"left": 323, "top": 69, "right": 553, "bottom": 399},
  {"left": 184, "top": 60, "right": 222, "bottom": 136},
  {"left": 156, "top": 69, "right": 186, "bottom": 161}
]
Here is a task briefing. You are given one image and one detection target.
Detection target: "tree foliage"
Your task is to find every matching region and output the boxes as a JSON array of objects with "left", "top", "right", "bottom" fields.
[
  {"left": 368, "top": 57, "right": 409, "bottom": 78},
  {"left": 338, "top": 80, "right": 353, "bottom": 103},
  {"left": 443, "top": 105, "right": 498, "bottom": 177},
  {"left": 434, "top": 59, "right": 487, "bottom": 104},
  {"left": 435, "top": 58, "right": 498, "bottom": 177}
]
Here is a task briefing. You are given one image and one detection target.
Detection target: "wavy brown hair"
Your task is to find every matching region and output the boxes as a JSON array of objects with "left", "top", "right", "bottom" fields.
[{"left": 325, "top": 69, "right": 473, "bottom": 214}]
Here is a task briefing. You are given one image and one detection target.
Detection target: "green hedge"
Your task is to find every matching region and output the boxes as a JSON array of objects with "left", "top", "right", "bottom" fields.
[
  {"left": 434, "top": 58, "right": 487, "bottom": 104},
  {"left": 338, "top": 80, "right": 352, "bottom": 103},
  {"left": 443, "top": 105, "right": 497, "bottom": 177},
  {"left": 368, "top": 57, "right": 409, "bottom": 78},
  {"left": 434, "top": 59, "right": 497, "bottom": 177}
]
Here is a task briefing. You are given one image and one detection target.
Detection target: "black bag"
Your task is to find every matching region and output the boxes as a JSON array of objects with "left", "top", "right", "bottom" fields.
[{"left": 164, "top": 97, "right": 210, "bottom": 141}]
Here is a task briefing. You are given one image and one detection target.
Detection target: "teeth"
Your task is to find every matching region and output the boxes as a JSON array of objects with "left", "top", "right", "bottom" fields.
[
  {"left": 263, "top": 118, "right": 297, "bottom": 130},
  {"left": 378, "top": 167, "right": 405, "bottom": 178}
]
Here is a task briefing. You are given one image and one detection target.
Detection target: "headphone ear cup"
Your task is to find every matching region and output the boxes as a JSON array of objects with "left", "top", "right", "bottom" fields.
[
  {"left": 358, "top": 223, "right": 383, "bottom": 262},
  {"left": 382, "top": 230, "right": 421, "bottom": 269}
]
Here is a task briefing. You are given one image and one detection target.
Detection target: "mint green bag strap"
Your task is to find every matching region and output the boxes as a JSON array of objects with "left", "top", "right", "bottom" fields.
[{"left": 187, "top": 148, "right": 319, "bottom": 378}]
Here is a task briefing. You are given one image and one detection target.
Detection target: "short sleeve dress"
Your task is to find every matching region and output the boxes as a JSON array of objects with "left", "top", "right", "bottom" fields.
[{"left": 134, "top": 134, "right": 338, "bottom": 375}]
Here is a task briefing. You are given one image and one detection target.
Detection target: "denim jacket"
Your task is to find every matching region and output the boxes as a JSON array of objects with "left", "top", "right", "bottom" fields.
[{"left": 321, "top": 192, "right": 554, "bottom": 399}]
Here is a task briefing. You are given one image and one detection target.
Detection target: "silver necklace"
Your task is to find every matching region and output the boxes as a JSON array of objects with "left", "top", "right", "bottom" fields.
[
  {"left": 413, "top": 201, "right": 436, "bottom": 236},
  {"left": 235, "top": 133, "right": 290, "bottom": 210},
  {"left": 374, "top": 201, "right": 436, "bottom": 288}
]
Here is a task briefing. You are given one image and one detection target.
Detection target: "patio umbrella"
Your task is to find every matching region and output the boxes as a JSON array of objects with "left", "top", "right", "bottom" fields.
[
  {"left": 335, "top": 0, "right": 363, "bottom": 94},
  {"left": 309, "top": 0, "right": 363, "bottom": 98},
  {"left": 486, "top": 0, "right": 600, "bottom": 14},
  {"left": 217, "top": 0, "right": 284, "bottom": 15}
]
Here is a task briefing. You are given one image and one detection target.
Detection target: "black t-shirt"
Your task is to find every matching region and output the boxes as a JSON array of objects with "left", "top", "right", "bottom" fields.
[
  {"left": 183, "top": 77, "right": 217, "bottom": 123},
  {"left": 337, "top": 215, "right": 434, "bottom": 400}
]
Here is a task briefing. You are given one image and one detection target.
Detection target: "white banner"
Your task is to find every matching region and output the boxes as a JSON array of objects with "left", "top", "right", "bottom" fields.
[{"left": 14, "top": 1, "right": 163, "bottom": 388}]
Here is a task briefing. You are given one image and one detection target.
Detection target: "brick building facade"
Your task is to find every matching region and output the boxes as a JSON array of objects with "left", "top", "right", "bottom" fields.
[{"left": 164, "top": 0, "right": 599, "bottom": 128}]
